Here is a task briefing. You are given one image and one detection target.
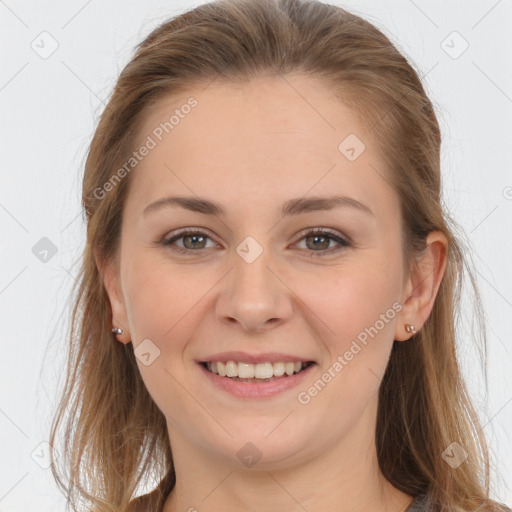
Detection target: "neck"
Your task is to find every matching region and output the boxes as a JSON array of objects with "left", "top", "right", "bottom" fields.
[{"left": 162, "top": 397, "right": 414, "bottom": 512}]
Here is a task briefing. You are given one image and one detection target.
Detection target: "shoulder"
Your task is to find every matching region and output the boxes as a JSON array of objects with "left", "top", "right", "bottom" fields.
[
  {"left": 127, "top": 472, "right": 175, "bottom": 512},
  {"left": 405, "top": 493, "right": 430, "bottom": 512},
  {"left": 126, "top": 490, "right": 160, "bottom": 512},
  {"left": 405, "top": 493, "right": 512, "bottom": 512}
]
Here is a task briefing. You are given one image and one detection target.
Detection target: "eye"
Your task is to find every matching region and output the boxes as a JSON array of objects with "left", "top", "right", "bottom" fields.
[
  {"left": 161, "top": 227, "right": 351, "bottom": 256},
  {"left": 292, "top": 227, "right": 351, "bottom": 256},
  {"left": 161, "top": 228, "right": 218, "bottom": 254}
]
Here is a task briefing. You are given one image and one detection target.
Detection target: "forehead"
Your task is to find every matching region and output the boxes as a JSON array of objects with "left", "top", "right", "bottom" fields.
[
  {"left": 136, "top": 74, "right": 369, "bottom": 160},
  {"left": 126, "top": 74, "right": 395, "bottom": 215}
]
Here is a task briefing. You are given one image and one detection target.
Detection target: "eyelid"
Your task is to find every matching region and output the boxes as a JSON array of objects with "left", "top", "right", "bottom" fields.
[
  {"left": 161, "top": 226, "right": 353, "bottom": 257},
  {"left": 292, "top": 226, "right": 352, "bottom": 246},
  {"left": 162, "top": 227, "right": 221, "bottom": 247}
]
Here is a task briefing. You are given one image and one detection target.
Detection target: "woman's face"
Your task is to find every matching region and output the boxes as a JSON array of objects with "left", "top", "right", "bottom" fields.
[{"left": 105, "top": 74, "right": 412, "bottom": 469}]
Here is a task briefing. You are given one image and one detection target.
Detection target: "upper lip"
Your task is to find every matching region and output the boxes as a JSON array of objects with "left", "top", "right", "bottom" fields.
[{"left": 198, "top": 351, "right": 315, "bottom": 364}]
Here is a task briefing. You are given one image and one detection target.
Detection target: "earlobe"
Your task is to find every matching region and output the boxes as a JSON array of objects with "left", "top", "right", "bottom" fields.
[
  {"left": 94, "top": 249, "right": 131, "bottom": 344},
  {"left": 394, "top": 231, "right": 448, "bottom": 341}
]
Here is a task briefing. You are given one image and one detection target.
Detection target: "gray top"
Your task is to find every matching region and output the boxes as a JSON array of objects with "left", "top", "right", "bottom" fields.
[
  {"left": 405, "top": 494, "right": 430, "bottom": 512},
  {"left": 405, "top": 493, "right": 512, "bottom": 512},
  {"left": 128, "top": 489, "right": 512, "bottom": 512}
]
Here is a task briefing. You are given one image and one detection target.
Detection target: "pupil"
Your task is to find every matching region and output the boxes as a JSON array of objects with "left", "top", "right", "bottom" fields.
[
  {"left": 309, "top": 235, "right": 328, "bottom": 250},
  {"left": 186, "top": 234, "right": 205, "bottom": 249}
]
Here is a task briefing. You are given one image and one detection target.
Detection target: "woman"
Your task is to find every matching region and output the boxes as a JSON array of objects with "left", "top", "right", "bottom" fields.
[{"left": 49, "top": 0, "right": 511, "bottom": 511}]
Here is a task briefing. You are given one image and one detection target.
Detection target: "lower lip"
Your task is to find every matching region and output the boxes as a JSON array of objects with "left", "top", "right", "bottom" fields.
[{"left": 198, "top": 362, "right": 316, "bottom": 398}]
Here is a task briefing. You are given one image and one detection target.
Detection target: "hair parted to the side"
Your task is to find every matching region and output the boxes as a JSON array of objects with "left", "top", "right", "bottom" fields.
[{"left": 49, "top": 1, "right": 509, "bottom": 511}]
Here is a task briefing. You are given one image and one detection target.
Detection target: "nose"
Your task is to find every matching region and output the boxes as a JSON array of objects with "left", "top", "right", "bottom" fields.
[{"left": 215, "top": 245, "right": 293, "bottom": 334}]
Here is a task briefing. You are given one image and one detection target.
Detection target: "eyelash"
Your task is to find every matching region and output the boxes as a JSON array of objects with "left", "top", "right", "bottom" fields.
[{"left": 161, "top": 227, "right": 352, "bottom": 257}]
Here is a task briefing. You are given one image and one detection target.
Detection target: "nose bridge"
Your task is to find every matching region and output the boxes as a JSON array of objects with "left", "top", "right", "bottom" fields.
[
  {"left": 216, "top": 234, "right": 292, "bottom": 332},
  {"left": 233, "top": 237, "right": 271, "bottom": 291}
]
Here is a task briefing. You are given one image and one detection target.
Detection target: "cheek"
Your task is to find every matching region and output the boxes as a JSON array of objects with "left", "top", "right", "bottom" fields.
[
  {"left": 120, "top": 252, "right": 208, "bottom": 420},
  {"left": 295, "top": 259, "right": 401, "bottom": 405},
  {"left": 292, "top": 255, "right": 402, "bottom": 352},
  {"left": 122, "top": 250, "right": 204, "bottom": 341}
]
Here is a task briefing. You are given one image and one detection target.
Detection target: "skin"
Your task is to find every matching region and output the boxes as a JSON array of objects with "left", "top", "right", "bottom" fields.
[{"left": 98, "top": 74, "right": 447, "bottom": 512}]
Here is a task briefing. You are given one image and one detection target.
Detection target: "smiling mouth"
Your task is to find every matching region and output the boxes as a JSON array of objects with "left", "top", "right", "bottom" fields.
[{"left": 200, "top": 360, "right": 315, "bottom": 382}]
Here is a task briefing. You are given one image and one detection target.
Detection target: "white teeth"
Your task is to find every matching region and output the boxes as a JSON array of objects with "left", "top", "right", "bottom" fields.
[
  {"left": 225, "top": 361, "right": 237, "bottom": 377},
  {"left": 285, "top": 362, "right": 295, "bottom": 376},
  {"left": 205, "top": 360, "right": 310, "bottom": 379},
  {"left": 238, "top": 362, "right": 255, "bottom": 378},
  {"left": 255, "top": 362, "right": 274, "bottom": 379},
  {"left": 273, "top": 362, "right": 285, "bottom": 376}
]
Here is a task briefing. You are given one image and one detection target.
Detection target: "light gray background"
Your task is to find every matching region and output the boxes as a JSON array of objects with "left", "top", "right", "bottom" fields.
[{"left": 1, "top": 1, "right": 511, "bottom": 510}]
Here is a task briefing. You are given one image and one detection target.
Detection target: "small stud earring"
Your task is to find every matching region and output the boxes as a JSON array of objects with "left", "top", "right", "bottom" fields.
[
  {"left": 405, "top": 324, "right": 417, "bottom": 335},
  {"left": 112, "top": 327, "right": 124, "bottom": 335}
]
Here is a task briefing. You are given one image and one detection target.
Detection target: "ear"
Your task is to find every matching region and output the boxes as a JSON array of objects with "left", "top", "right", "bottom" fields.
[
  {"left": 394, "top": 231, "right": 448, "bottom": 341},
  {"left": 95, "top": 249, "right": 131, "bottom": 344}
]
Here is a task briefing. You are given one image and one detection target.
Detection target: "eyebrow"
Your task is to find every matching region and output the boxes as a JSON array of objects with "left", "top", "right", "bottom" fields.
[{"left": 142, "top": 194, "right": 374, "bottom": 218}]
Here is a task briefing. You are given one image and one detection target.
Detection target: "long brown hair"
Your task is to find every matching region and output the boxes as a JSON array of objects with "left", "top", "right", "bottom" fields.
[{"left": 49, "top": 1, "right": 509, "bottom": 510}]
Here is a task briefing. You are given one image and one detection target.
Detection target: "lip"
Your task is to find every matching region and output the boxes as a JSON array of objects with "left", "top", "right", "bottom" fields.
[
  {"left": 198, "top": 360, "right": 317, "bottom": 398},
  {"left": 197, "top": 351, "right": 315, "bottom": 364}
]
